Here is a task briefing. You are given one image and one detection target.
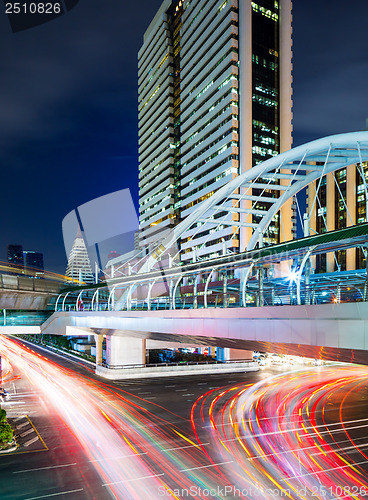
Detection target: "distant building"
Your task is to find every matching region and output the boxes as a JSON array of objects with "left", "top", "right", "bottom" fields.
[
  {"left": 7, "top": 244, "right": 24, "bottom": 268},
  {"left": 23, "top": 251, "right": 44, "bottom": 277},
  {"left": 65, "top": 230, "right": 94, "bottom": 284}
]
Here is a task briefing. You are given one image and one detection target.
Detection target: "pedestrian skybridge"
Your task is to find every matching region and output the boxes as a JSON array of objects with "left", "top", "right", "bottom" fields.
[
  {"left": 55, "top": 222, "right": 368, "bottom": 312},
  {"left": 19, "top": 132, "right": 368, "bottom": 369}
]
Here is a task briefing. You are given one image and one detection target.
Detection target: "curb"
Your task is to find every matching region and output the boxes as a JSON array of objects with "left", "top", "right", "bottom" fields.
[
  {"left": 96, "top": 361, "right": 259, "bottom": 380},
  {"left": 0, "top": 440, "right": 17, "bottom": 454},
  {"left": 13, "top": 338, "right": 96, "bottom": 368}
]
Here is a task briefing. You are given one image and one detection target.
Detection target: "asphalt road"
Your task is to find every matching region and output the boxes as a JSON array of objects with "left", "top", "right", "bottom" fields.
[{"left": 0, "top": 338, "right": 368, "bottom": 500}]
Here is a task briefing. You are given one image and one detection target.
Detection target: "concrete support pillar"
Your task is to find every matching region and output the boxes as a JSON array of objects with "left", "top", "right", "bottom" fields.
[
  {"left": 94, "top": 334, "right": 104, "bottom": 366},
  {"left": 105, "top": 335, "right": 146, "bottom": 368}
]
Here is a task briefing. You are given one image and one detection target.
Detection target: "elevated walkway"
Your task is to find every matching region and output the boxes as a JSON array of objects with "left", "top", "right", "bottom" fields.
[
  {"left": 0, "top": 274, "right": 60, "bottom": 310},
  {"left": 42, "top": 302, "right": 368, "bottom": 365}
]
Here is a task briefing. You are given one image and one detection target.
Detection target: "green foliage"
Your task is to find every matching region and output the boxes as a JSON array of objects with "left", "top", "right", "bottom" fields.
[
  {"left": 0, "top": 422, "right": 13, "bottom": 446},
  {"left": 0, "top": 409, "right": 6, "bottom": 423}
]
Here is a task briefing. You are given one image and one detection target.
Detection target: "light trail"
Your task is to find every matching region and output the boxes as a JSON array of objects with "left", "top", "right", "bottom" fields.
[
  {"left": 0, "top": 337, "right": 234, "bottom": 499},
  {"left": 2, "top": 335, "right": 368, "bottom": 499},
  {"left": 191, "top": 365, "right": 368, "bottom": 499},
  {"left": 0, "top": 260, "right": 74, "bottom": 283}
]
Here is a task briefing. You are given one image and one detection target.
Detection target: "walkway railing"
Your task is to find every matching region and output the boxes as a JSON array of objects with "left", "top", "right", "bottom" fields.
[
  {"left": 55, "top": 268, "right": 368, "bottom": 312},
  {"left": 99, "top": 359, "right": 254, "bottom": 370},
  {"left": 0, "top": 273, "right": 60, "bottom": 293}
]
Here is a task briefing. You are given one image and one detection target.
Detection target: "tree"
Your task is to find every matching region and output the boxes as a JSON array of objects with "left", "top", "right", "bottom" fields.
[
  {"left": 0, "top": 422, "right": 13, "bottom": 447},
  {"left": 0, "top": 409, "right": 6, "bottom": 423}
]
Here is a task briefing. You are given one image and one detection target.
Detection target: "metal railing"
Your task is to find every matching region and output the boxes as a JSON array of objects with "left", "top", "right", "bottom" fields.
[{"left": 99, "top": 358, "right": 254, "bottom": 370}]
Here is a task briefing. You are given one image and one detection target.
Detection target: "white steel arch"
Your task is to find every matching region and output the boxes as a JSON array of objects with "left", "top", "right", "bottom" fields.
[{"left": 138, "top": 132, "right": 368, "bottom": 274}]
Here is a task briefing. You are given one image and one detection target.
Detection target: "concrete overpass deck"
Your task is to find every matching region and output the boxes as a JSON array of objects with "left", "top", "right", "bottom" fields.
[{"left": 41, "top": 302, "right": 368, "bottom": 366}]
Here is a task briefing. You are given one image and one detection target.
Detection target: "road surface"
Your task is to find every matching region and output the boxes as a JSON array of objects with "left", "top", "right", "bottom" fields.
[{"left": 0, "top": 336, "right": 368, "bottom": 499}]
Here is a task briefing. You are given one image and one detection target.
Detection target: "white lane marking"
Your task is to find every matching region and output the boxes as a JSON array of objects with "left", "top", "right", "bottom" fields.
[
  {"left": 20, "top": 428, "right": 35, "bottom": 438},
  {"left": 281, "top": 459, "right": 368, "bottom": 481},
  {"left": 11, "top": 392, "right": 36, "bottom": 397},
  {"left": 90, "top": 452, "right": 148, "bottom": 462},
  {"left": 197, "top": 383, "right": 207, "bottom": 385},
  {"left": 176, "top": 389, "right": 188, "bottom": 392},
  {"left": 165, "top": 385, "right": 175, "bottom": 388},
  {"left": 16, "top": 421, "right": 30, "bottom": 429},
  {"left": 102, "top": 472, "right": 165, "bottom": 486},
  {"left": 163, "top": 442, "right": 210, "bottom": 452},
  {"left": 24, "top": 436, "right": 39, "bottom": 447},
  {"left": 311, "top": 442, "right": 368, "bottom": 457},
  {"left": 91, "top": 442, "right": 210, "bottom": 463},
  {"left": 14, "top": 416, "right": 25, "bottom": 422},
  {"left": 138, "top": 392, "right": 151, "bottom": 395},
  {"left": 182, "top": 394, "right": 194, "bottom": 396},
  {"left": 13, "top": 463, "right": 77, "bottom": 474},
  {"left": 24, "top": 489, "right": 83, "bottom": 500},
  {"left": 2, "top": 401, "right": 26, "bottom": 406},
  {"left": 180, "top": 460, "right": 233, "bottom": 472},
  {"left": 145, "top": 396, "right": 157, "bottom": 400}
]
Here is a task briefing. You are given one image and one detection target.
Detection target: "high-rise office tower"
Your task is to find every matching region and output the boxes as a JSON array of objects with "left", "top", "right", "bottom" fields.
[
  {"left": 138, "top": 0, "right": 293, "bottom": 261},
  {"left": 65, "top": 230, "right": 94, "bottom": 284},
  {"left": 307, "top": 162, "right": 368, "bottom": 273},
  {"left": 7, "top": 244, "right": 24, "bottom": 268}
]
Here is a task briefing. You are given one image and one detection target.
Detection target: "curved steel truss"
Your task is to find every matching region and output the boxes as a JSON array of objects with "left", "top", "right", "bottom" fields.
[{"left": 138, "top": 131, "right": 368, "bottom": 273}]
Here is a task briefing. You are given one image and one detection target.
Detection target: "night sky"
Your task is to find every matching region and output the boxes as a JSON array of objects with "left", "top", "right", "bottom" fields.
[{"left": 0, "top": 0, "right": 367, "bottom": 273}]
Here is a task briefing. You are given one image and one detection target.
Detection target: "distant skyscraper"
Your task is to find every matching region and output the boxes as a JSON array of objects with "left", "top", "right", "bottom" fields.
[
  {"left": 24, "top": 251, "right": 44, "bottom": 276},
  {"left": 138, "top": 0, "right": 293, "bottom": 261},
  {"left": 65, "top": 230, "right": 94, "bottom": 284},
  {"left": 7, "top": 244, "right": 24, "bottom": 268}
]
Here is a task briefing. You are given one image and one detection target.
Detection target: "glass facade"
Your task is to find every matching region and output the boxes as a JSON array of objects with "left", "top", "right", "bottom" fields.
[
  {"left": 309, "top": 160, "right": 368, "bottom": 273},
  {"left": 138, "top": 0, "right": 292, "bottom": 261}
]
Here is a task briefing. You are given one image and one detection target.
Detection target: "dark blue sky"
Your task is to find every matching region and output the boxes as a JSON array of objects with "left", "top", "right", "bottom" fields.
[{"left": 0, "top": 0, "right": 367, "bottom": 273}]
